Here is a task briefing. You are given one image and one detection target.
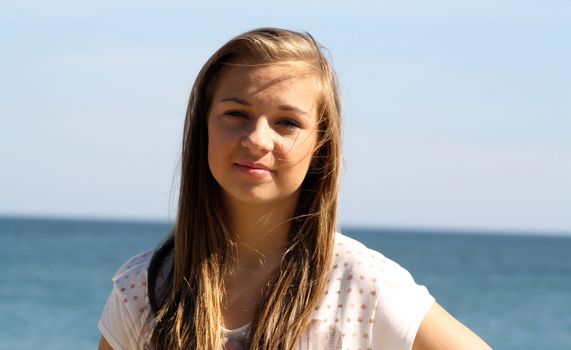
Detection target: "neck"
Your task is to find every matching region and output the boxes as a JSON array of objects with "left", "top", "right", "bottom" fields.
[{"left": 225, "top": 196, "right": 298, "bottom": 271}]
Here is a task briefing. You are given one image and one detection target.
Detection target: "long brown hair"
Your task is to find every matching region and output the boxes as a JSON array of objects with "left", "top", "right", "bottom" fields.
[{"left": 147, "top": 27, "right": 342, "bottom": 350}]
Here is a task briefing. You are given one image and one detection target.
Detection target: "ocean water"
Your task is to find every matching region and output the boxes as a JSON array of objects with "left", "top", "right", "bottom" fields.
[{"left": 0, "top": 217, "right": 570, "bottom": 349}]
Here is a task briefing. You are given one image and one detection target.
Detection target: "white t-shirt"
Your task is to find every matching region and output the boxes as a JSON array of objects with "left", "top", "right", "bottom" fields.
[{"left": 98, "top": 233, "right": 434, "bottom": 350}]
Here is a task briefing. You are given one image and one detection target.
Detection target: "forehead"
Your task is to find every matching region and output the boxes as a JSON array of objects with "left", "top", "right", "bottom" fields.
[{"left": 212, "top": 63, "right": 321, "bottom": 111}]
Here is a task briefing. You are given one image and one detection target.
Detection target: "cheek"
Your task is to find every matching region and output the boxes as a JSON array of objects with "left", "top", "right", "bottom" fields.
[
  {"left": 207, "top": 122, "right": 241, "bottom": 178},
  {"left": 281, "top": 134, "right": 317, "bottom": 174},
  {"left": 282, "top": 129, "right": 317, "bottom": 155},
  {"left": 207, "top": 122, "right": 224, "bottom": 174}
]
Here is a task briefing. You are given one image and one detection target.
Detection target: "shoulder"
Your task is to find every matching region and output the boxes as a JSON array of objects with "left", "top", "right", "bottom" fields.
[
  {"left": 112, "top": 250, "right": 154, "bottom": 283},
  {"left": 110, "top": 250, "right": 154, "bottom": 306},
  {"left": 307, "top": 232, "right": 434, "bottom": 349},
  {"left": 313, "top": 231, "right": 418, "bottom": 324},
  {"left": 333, "top": 232, "right": 409, "bottom": 285},
  {"left": 105, "top": 250, "right": 155, "bottom": 328},
  {"left": 98, "top": 250, "right": 157, "bottom": 350},
  {"left": 109, "top": 247, "right": 175, "bottom": 315},
  {"left": 333, "top": 231, "right": 434, "bottom": 309}
]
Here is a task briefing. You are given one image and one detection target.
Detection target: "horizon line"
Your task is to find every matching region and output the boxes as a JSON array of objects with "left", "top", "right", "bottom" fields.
[{"left": 1, "top": 213, "right": 570, "bottom": 237}]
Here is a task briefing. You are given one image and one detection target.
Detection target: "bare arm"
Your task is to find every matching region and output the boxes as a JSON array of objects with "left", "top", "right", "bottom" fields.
[
  {"left": 412, "top": 303, "right": 491, "bottom": 350},
  {"left": 97, "top": 336, "right": 114, "bottom": 350}
]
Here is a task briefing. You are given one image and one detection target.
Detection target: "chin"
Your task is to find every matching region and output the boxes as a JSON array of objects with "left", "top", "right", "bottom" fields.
[{"left": 224, "top": 189, "right": 300, "bottom": 208}]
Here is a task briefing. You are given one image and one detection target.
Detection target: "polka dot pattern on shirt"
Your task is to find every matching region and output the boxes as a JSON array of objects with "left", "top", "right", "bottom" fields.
[
  {"left": 112, "top": 251, "right": 153, "bottom": 318},
  {"left": 100, "top": 233, "right": 434, "bottom": 350},
  {"left": 305, "top": 236, "right": 391, "bottom": 349}
]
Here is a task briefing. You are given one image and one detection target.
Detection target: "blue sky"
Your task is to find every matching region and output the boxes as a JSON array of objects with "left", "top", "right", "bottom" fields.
[{"left": 1, "top": 1, "right": 570, "bottom": 233}]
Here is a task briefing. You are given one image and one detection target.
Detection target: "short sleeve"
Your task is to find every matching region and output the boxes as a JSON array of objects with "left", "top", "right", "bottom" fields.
[
  {"left": 98, "top": 251, "right": 154, "bottom": 350},
  {"left": 371, "top": 258, "right": 435, "bottom": 350},
  {"left": 98, "top": 286, "right": 141, "bottom": 350}
]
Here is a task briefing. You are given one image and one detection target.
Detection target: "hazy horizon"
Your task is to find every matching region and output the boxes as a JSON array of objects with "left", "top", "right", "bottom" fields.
[{"left": 1, "top": 214, "right": 570, "bottom": 237}]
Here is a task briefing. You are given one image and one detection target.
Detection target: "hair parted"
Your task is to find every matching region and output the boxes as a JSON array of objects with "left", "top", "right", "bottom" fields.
[{"left": 146, "top": 27, "right": 342, "bottom": 350}]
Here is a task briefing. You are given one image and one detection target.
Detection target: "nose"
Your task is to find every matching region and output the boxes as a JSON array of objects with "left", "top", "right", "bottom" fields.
[{"left": 240, "top": 118, "right": 273, "bottom": 153}]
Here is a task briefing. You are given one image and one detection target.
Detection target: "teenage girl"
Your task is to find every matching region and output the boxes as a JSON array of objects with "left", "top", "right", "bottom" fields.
[{"left": 98, "top": 28, "right": 491, "bottom": 350}]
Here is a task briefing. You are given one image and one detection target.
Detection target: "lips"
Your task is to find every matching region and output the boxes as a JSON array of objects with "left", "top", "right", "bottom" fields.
[
  {"left": 234, "top": 161, "right": 273, "bottom": 177},
  {"left": 236, "top": 161, "right": 272, "bottom": 171}
]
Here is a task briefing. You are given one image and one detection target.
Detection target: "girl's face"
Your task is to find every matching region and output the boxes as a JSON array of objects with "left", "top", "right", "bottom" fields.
[{"left": 207, "top": 63, "right": 319, "bottom": 208}]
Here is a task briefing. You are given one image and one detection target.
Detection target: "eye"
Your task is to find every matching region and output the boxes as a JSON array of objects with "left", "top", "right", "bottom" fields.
[
  {"left": 224, "top": 110, "right": 248, "bottom": 118},
  {"left": 278, "top": 119, "right": 301, "bottom": 129}
]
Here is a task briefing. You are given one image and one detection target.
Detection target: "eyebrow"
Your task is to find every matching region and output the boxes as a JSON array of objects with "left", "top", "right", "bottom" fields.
[
  {"left": 219, "top": 97, "right": 308, "bottom": 115},
  {"left": 220, "top": 97, "right": 251, "bottom": 106}
]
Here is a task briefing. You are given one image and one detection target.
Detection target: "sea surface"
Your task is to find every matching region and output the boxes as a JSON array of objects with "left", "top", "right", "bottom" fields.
[{"left": 0, "top": 217, "right": 570, "bottom": 349}]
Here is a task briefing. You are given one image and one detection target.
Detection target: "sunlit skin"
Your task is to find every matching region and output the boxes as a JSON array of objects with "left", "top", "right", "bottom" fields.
[{"left": 207, "top": 63, "right": 319, "bottom": 211}]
